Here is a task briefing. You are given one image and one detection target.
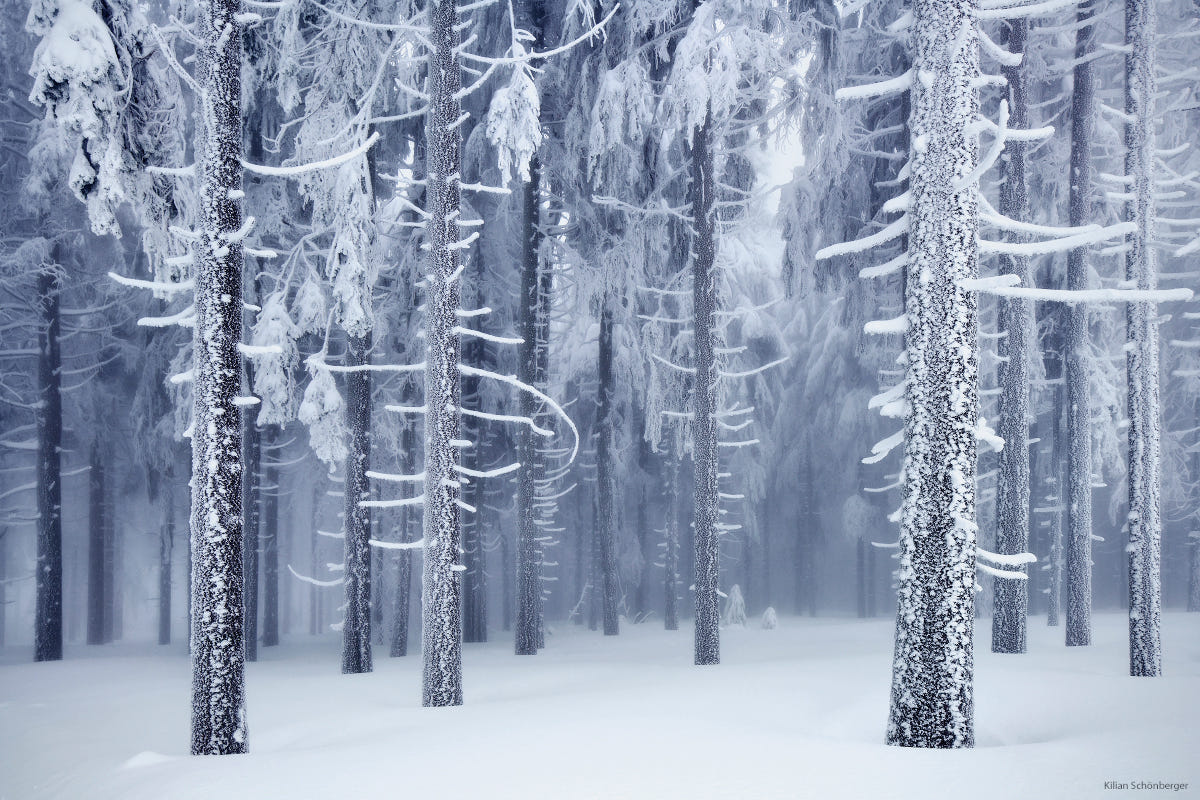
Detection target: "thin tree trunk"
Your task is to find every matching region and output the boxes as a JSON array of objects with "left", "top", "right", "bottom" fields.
[
  {"left": 422, "top": 0, "right": 465, "bottom": 707},
  {"left": 664, "top": 455, "right": 680, "bottom": 631},
  {"left": 1124, "top": 0, "right": 1162, "bottom": 677},
  {"left": 596, "top": 297, "right": 620, "bottom": 636},
  {"left": 159, "top": 474, "right": 175, "bottom": 646},
  {"left": 515, "top": 0, "right": 548, "bottom": 657},
  {"left": 0, "top": 530, "right": 6, "bottom": 648},
  {"left": 391, "top": 423, "right": 417, "bottom": 657},
  {"left": 691, "top": 106, "right": 720, "bottom": 667},
  {"left": 242, "top": 274, "right": 261, "bottom": 661},
  {"left": 1191, "top": 399, "right": 1200, "bottom": 612},
  {"left": 992, "top": 18, "right": 1032, "bottom": 655},
  {"left": 190, "top": 0, "right": 247, "bottom": 753},
  {"left": 261, "top": 425, "right": 280, "bottom": 647},
  {"left": 342, "top": 332, "right": 373, "bottom": 673},
  {"left": 34, "top": 264, "right": 63, "bottom": 663},
  {"left": 87, "top": 441, "right": 105, "bottom": 645},
  {"left": 886, "top": 0, "right": 980, "bottom": 749},
  {"left": 1065, "top": 0, "right": 1096, "bottom": 649},
  {"left": 588, "top": 489, "right": 599, "bottom": 632}
]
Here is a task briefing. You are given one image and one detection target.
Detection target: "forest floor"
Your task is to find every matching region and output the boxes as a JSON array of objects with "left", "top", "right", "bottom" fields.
[{"left": 1, "top": 611, "right": 1198, "bottom": 799}]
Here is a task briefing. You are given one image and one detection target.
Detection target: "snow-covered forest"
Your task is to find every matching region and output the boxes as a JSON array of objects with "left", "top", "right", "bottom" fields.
[{"left": 2, "top": 0, "right": 1199, "bottom": 794}]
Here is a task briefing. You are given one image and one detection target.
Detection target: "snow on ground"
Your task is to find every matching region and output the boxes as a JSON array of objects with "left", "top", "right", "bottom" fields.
[{"left": 1, "top": 612, "right": 1198, "bottom": 800}]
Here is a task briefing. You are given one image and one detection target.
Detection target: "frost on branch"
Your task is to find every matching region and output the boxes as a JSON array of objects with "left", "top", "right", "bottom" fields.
[
  {"left": 486, "top": 47, "right": 543, "bottom": 184},
  {"left": 298, "top": 365, "right": 348, "bottom": 466},
  {"left": 27, "top": 0, "right": 124, "bottom": 235},
  {"left": 249, "top": 293, "right": 299, "bottom": 425}
]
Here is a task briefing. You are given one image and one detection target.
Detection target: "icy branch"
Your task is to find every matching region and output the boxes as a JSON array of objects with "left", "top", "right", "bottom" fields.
[
  {"left": 242, "top": 132, "right": 381, "bottom": 177},
  {"left": 835, "top": 69, "right": 914, "bottom": 102}
]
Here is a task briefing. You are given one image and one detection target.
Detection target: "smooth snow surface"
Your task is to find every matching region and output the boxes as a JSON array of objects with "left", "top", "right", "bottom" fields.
[{"left": 2, "top": 613, "right": 1198, "bottom": 799}]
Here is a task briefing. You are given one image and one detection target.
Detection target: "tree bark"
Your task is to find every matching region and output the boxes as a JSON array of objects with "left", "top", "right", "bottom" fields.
[
  {"left": 87, "top": 441, "right": 105, "bottom": 645},
  {"left": 596, "top": 297, "right": 620, "bottom": 636},
  {"left": 342, "top": 332, "right": 373, "bottom": 673},
  {"left": 189, "top": 0, "right": 247, "bottom": 754},
  {"left": 664, "top": 455, "right": 680, "bottom": 631},
  {"left": 261, "top": 424, "right": 280, "bottom": 647},
  {"left": 34, "top": 263, "right": 63, "bottom": 663},
  {"left": 991, "top": 18, "right": 1032, "bottom": 655},
  {"left": 1124, "top": 0, "right": 1162, "bottom": 677},
  {"left": 422, "top": 0, "right": 465, "bottom": 707},
  {"left": 886, "top": 0, "right": 980, "bottom": 749},
  {"left": 691, "top": 106, "right": 720, "bottom": 667},
  {"left": 159, "top": 470, "right": 175, "bottom": 646},
  {"left": 1065, "top": 0, "right": 1096, "bottom": 649}
]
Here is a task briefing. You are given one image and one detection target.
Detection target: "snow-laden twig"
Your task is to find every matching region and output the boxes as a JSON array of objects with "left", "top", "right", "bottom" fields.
[
  {"left": 457, "top": 363, "right": 581, "bottom": 462},
  {"left": 242, "top": 132, "right": 381, "bottom": 177},
  {"left": 107, "top": 271, "right": 194, "bottom": 294},
  {"left": 815, "top": 214, "right": 908, "bottom": 260},
  {"left": 369, "top": 538, "right": 426, "bottom": 550},
  {"left": 836, "top": 69, "right": 914, "bottom": 102},
  {"left": 287, "top": 564, "right": 344, "bottom": 587}
]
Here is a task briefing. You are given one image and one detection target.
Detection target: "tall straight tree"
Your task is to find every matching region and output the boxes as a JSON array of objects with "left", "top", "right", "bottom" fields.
[
  {"left": 515, "top": 0, "right": 549, "bottom": 657},
  {"left": 1123, "top": 0, "right": 1162, "bottom": 677},
  {"left": 889, "top": 0, "right": 980, "bottom": 748},
  {"left": 1064, "top": 0, "right": 1097, "bottom": 648},
  {"left": 343, "top": 331, "right": 372, "bottom": 673},
  {"left": 189, "top": 0, "right": 247, "bottom": 755},
  {"left": 991, "top": 18, "right": 1033, "bottom": 655},
  {"left": 33, "top": 258, "right": 62, "bottom": 662},
  {"left": 689, "top": 102, "right": 720, "bottom": 667},
  {"left": 422, "top": 0, "right": 465, "bottom": 707},
  {"left": 595, "top": 297, "right": 619, "bottom": 636}
]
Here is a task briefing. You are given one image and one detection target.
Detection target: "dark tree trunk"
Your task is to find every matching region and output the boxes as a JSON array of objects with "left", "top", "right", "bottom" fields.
[
  {"left": 261, "top": 424, "right": 280, "bottom": 647},
  {"left": 588, "top": 490, "right": 599, "bottom": 632},
  {"left": 1065, "top": 0, "right": 1096, "bottom": 648},
  {"left": 242, "top": 274, "right": 261, "bottom": 662},
  {"left": 0, "top": 531, "right": 6, "bottom": 648},
  {"left": 87, "top": 442, "right": 105, "bottom": 645},
  {"left": 342, "top": 333, "right": 373, "bottom": 673},
  {"left": 391, "top": 417, "right": 418, "bottom": 656},
  {"left": 515, "top": 0, "right": 548, "bottom": 657},
  {"left": 34, "top": 263, "right": 63, "bottom": 663},
  {"left": 159, "top": 472, "right": 175, "bottom": 646},
  {"left": 886, "top": 0, "right": 980, "bottom": 749},
  {"left": 664, "top": 456, "right": 680, "bottom": 631},
  {"left": 460, "top": 368, "right": 486, "bottom": 645},
  {"left": 1123, "top": 0, "right": 1162, "bottom": 677},
  {"left": 857, "top": 537, "right": 867, "bottom": 619},
  {"left": 190, "top": 0, "right": 247, "bottom": 753},
  {"left": 690, "top": 105, "right": 720, "bottom": 667},
  {"left": 422, "top": 0, "right": 466, "bottom": 707},
  {"left": 596, "top": 298, "right": 620, "bottom": 636},
  {"left": 991, "top": 18, "right": 1032, "bottom": 655}
]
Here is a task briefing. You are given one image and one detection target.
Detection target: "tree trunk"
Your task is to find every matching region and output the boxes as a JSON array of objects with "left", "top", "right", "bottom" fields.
[
  {"left": 87, "top": 441, "right": 105, "bottom": 645},
  {"left": 991, "top": 18, "right": 1032, "bottom": 655},
  {"left": 1124, "top": 0, "right": 1162, "bottom": 677},
  {"left": 422, "top": 0, "right": 465, "bottom": 707},
  {"left": 342, "top": 332, "right": 373, "bottom": 673},
  {"left": 1065, "top": 0, "right": 1097, "bottom": 649},
  {"left": 159, "top": 472, "right": 175, "bottom": 646},
  {"left": 34, "top": 264, "right": 63, "bottom": 663},
  {"left": 242, "top": 277, "right": 261, "bottom": 661},
  {"left": 190, "top": 0, "right": 247, "bottom": 754},
  {"left": 886, "top": 0, "right": 980, "bottom": 749},
  {"left": 0, "top": 530, "right": 6, "bottom": 648},
  {"left": 691, "top": 106, "right": 720, "bottom": 667},
  {"left": 664, "top": 455, "right": 680, "bottom": 631},
  {"left": 596, "top": 297, "right": 620, "bottom": 636},
  {"left": 515, "top": 0, "right": 548, "bottom": 657},
  {"left": 261, "top": 424, "right": 280, "bottom": 647}
]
